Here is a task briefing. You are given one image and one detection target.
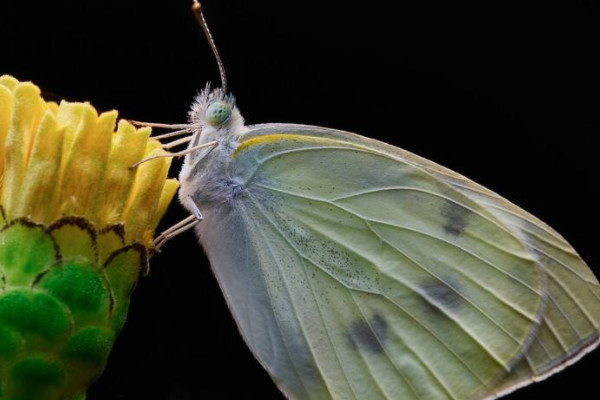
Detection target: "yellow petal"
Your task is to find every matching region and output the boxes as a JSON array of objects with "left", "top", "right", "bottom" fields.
[
  {"left": 0, "top": 75, "right": 178, "bottom": 249},
  {"left": 16, "top": 111, "right": 65, "bottom": 221}
]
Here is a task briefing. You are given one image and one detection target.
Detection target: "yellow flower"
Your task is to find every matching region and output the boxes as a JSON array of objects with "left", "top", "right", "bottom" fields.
[
  {"left": 0, "top": 74, "right": 177, "bottom": 249},
  {"left": 0, "top": 75, "right": 177, "bottom": 400}
]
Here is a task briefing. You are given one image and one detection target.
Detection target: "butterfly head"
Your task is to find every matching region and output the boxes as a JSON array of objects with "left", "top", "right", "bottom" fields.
[{"left": 189, "top": 84, "right": 244, "bottom": 135}]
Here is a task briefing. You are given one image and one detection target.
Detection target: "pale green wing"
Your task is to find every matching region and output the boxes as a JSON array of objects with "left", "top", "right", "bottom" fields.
[
  {"left": 196, "top": 124, "right": 599, "bottom": 400},
  {"left": 240, "top": 124, "right": 600, "bottom": 398},
  {"left": 389, "top": 144, "right": 600, "bottom": 397}
]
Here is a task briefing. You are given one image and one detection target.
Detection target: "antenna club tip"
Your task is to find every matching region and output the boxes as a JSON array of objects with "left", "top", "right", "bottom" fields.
[{"left": 191, "top": 0, "right": 228, "bottom": 93}]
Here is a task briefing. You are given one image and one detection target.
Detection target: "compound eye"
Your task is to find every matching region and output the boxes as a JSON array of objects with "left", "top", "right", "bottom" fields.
[{"left": 205, "top": 101, "right": 231, "bottom": 126}]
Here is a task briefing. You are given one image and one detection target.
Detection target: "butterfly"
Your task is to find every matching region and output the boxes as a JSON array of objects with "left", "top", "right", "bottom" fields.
[{"left": 127, "top": 2, "right": 600, "bottom": 399}]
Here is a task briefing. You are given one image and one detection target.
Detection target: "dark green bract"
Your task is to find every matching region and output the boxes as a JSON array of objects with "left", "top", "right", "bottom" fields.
[{"left": 0, "top": 218, "right": 148, "bottom": 400}]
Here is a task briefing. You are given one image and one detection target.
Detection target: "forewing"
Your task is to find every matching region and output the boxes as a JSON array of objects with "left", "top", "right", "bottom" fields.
[
  {"left": 246, "top": 124, "right": 600, "bottom": 397},
  {"left": 194, "top": 125, "right": 571, "bottom": 399},
  {"left": 404, "top": 151, "right": 600, "bottom": 398}
]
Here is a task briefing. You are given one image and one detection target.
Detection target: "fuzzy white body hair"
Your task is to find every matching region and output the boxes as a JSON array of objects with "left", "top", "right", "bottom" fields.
[{"left": 178, "top": 86, "right": 248, "bottom": 213}]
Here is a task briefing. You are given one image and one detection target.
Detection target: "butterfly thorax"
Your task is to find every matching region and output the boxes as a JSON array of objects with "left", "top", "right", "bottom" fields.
[{"left": 178, "top": 87, "right": 247, "bottom": 210}]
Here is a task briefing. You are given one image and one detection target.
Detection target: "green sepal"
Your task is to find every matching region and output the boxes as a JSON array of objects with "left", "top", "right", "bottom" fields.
[
  {"left": 0, "top": 216, "right": 149, "bottom": 400},
  {"left": 48, "top": 217, "right": 98, "bottom": 267},
  {"left": 0, "top": 219, "right": 58, "bottom": 287}
]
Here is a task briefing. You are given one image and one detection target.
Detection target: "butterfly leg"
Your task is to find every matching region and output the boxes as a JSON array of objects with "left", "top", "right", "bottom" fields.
[
  {"left": 129, "top": 120, "right": 197, "bottom": 144},
  {"left": 153, "top": 197, "right": 203, "bottom": 250},
  {"left": 154, "top": 215, "right": 198, "bottom": 250},
  {"left": 128, "top": 120, "right": 194, "bottom": 130},
  {"left": 153, "top": 128, "right": 195, "bottom": 141},
  {"left": 162, "top": 136, "right": 193, "bottom": 149},
  {"left": 130, "top": 140, "right": 218, "bottom": 169}
]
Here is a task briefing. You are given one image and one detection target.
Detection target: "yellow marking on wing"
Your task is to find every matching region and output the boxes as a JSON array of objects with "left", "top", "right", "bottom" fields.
[{"left": 234, "top": 133, "right": 352, "bottom": 156}]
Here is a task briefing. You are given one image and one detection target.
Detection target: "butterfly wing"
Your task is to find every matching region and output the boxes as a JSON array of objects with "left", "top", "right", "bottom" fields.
[{"left": 195, "top": 124, "right": 600, "bottom": 400}]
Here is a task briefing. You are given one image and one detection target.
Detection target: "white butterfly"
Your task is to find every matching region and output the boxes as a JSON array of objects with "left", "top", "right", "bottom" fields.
[{"left": 138, "top": 2, "right": 600, "bottom": 399}]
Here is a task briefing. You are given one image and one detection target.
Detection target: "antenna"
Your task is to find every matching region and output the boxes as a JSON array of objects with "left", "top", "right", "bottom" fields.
[{"left": 192, "top": 0, "right": 228, "bottom": 93}]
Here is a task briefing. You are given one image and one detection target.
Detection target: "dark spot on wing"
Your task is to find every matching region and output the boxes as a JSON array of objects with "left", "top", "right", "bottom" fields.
[
  {"left": 348, "top": 313, "right": 388, "bottom": 354},
  {"left": 421, "top": 276, "right": 463, "bottom": 313},
  {"left": 441, "top": 201, "right": 471, "bottom": 236}
]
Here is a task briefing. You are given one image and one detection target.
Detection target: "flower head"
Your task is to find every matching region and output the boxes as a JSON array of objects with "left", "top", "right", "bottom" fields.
[{"left": 0, "top": 75, "right": 177, "bottom": 400}]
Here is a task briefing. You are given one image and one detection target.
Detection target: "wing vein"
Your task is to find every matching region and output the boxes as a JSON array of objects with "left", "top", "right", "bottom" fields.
[
  {"left": 238, "top": 202, "right": 316, "bottom": 400},
  {"left": 332, "top": 185, "right": 523, "bottom": 248},
  {"left": 529, "top": 246, "right": 600, "bottom": 300},
  {"left": 256, "top": 183, "right": 532, "bottom": 261},
  {"left": 371, "top": 220, "right": 541, "bottom": 319},
  {"left": 248, "top": 198, "right": 361, "bottom": 400},
  {"left": 348, "top": 289, "right": 431, "bottom": 400},
  {"left": 484, "top": 205, "right": 576, "bottom": 255},
  {"left": 365, "top": 220, "right": 526, "bottom": 347},
  {"left": 244, "top": 145, "right": 365, "bottom": 185},
  {"left": 529, "top": 246, "right": 600, "bottom": 329},
  {"left": 271, "top": 196, "right": 514, "bottom": 369},
  {"left": 257, "top": 183, "right": 542, "bottom": 312},
  {"left": 247, "top": 193, "right": 502, "bottom": 388},
  {"left": 533, "top": 336, "right": 553, "bottom": 360}
]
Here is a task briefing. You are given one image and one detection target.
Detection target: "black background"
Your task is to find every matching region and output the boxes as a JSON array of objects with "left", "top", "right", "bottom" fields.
[{"left": 1, "top": 0, "right": 599, "bottom": 399}]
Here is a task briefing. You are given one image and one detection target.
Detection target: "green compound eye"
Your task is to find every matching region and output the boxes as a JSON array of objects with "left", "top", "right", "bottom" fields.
[{"left": 205, "top": 101, "right": 232, "bottom": 126}]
